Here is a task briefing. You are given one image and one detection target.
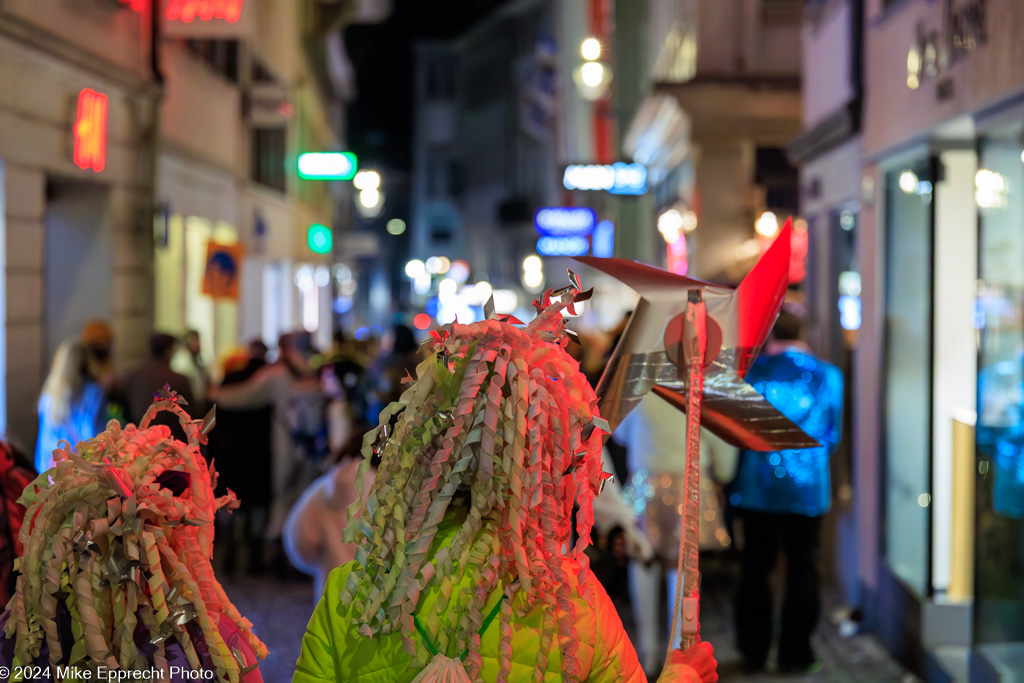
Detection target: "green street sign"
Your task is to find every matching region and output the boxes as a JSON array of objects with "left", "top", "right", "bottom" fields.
[
  {"left": 307, "top": 223, "right": 333, "bottom": 254},
  {"left": 297, "top": 152, "right": 357, "bottom": 180}
]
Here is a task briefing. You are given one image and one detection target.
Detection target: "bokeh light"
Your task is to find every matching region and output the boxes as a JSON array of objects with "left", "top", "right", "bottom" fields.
[
  {"left": 353, "top": 170, "right": 381, "bottom": 191},
  {"left": 755, "top": 211, "right": 780, "bottom": 238},
  {"left": 405, "top": 259, "right": 425, "bottom": 278},
  {"left": 581, "top": 37, "right": 601, "bottom": 61},
  {"left": 581, "top": 61, "right": 605, "bottom": 88}
]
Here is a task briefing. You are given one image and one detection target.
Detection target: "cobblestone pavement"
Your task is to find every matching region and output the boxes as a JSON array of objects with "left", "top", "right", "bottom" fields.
[
  {"left": 222, "top": 575, "right": 316, "bottom": 682},
  {"left": 221, "top": 558, "right": 915, "bottom": 683},
  {"left": 690, "top": 555, "right": 915, "bottom": 683}
]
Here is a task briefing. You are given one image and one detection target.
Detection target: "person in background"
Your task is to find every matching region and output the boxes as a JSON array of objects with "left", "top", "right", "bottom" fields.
[
  {"left": 80, "top": 319, "right": 116, "bottom": 394},
  {"left": 209, "top": 348, "right": 274, "bottom": 576},
  {"left": 35, "top": 341, "right": 107, "bottom": 473},
  {"left": 366, "top": 323, "right": 420, "bottom": 424},
  {"left": 210, "top": 332, "right": 325, "bottom": 576},
  {"left": 172, "top": 329, "right": 211, "bottom": 411},
  {"left": 248, "top": 338, "right": 269, "bottom": 372},
  {"left": 322, "top": 330, "right": 369, "bottom": 428},
  {"left": 35, "top": 319, "right": 116, "bottom": 473},
  {"left": 728, "top": 307, "right": 843, "bottom": 674},
  {"left": 589, "top": 526, "right": 637, "bottom": 644},
  {"left": 283, "top": 428, "right": 377, "bottom": 601},
  {"left": 114, "top": 333, "right": 194, "bottom": 426},
  {"left": 0, "top": 442, "right": 35, "bottom": 606}
]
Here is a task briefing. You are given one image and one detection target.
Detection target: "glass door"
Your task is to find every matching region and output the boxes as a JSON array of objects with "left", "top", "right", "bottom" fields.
[
  {"left": 883, "top": 159, "right": 934, "bottom": 596},
  {"left": 975, "top": 134, "right": 1024, "bottom": 644}
]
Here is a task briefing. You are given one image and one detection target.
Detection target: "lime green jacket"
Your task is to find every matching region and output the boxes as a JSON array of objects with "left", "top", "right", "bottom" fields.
[{"left": 293, "top": 523, "right": 646, "bottom": 682}]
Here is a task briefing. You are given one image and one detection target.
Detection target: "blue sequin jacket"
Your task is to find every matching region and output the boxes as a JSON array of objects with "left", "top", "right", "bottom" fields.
[{"left": 728, "top": 349, "right": 844, "bottom": 517}]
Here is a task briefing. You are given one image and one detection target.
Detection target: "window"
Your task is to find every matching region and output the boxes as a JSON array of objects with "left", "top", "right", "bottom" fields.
[
  {"left": 883, "top": 160, "right": 934, "bottom": 596},
  {"left": 976, "top": 135, "right": 1024, "bottom": 645},
  {"left": 251, "top": 127, "right": 286, "bottom": 193}
]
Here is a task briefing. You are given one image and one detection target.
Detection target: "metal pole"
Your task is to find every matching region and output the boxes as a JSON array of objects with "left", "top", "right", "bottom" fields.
[{"left": 667, "top": 289, "right": 706, "bottom": 662}]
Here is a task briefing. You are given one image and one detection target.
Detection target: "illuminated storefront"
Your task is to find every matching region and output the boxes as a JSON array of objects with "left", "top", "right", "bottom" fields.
[{"left": 859, "top": 0, "right": 1024, "bottom": 678}]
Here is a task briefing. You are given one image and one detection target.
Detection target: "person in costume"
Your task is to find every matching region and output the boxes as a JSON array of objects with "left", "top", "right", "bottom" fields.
[
  {"left": 294, "top": 287, "right": 718, "bottom": 682},
  {"left": 35, "top": 319, "right": 116, "bottom": 474},
  {"left": 284, "top": 428, "right": 378, "bottom": 601},
  {"left": 1, "top": 394, "right": 266, "bottom": 682},
  {"left": 727, "top": 308, "right": 843, "bottom": 673}
]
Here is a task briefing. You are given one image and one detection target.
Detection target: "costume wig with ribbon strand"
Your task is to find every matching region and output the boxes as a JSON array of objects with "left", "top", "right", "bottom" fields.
[
  {"left": 4, "top": 394, "right": 267, "bottom": 681},
  {"left": 341, "top": 284, "right": 610, "bottom": 682}
]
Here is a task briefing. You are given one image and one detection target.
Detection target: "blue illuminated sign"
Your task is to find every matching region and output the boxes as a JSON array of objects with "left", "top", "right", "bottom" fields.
[
  {"left": 591, "top": 220, "right": 614, "bottom": 257},
  {"left": 537, "top": 235, "right": 590, "bottom": 256},
  {"left": 534, "top": 207, "right": 597, "bottom": 236},
  {"left": 562, "top": 162, "right": 648, "bottom": 195}
]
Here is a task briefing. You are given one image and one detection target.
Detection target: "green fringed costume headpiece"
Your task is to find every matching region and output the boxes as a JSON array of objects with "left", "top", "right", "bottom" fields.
[
  {"left": 5, "top": 395, "right": 267, "bottom": 681},
  {"left": 343, "top": 284, "right": 611, "bottom": 682}
]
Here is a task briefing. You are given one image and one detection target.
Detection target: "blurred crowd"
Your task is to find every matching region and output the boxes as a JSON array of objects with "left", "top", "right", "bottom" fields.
[
  {"left": 16, "top": 306, "right": 842, "bottom": 679},
  {"left": 29, "top": 319, "right": 423, "bottom": 582}
]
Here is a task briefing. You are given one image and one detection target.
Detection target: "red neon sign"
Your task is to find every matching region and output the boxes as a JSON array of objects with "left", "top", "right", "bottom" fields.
[
  {"left": 73, "top": 89, "right": 107, "bottom": 174},
  {"left": 166, "top": 0, "right": 243, "bottom": 23},
  {"left": 118, "top": 0, "right": 146, "bottom": 11}
]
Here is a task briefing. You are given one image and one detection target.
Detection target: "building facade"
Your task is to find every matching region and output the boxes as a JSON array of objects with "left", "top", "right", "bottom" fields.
[
  {"left": 0, "top": 0, "right": 155, "bottom": 450},
  {"left": 409, "top": 0, "right": 566, "bottom": 324},
  {"left": 787, "top": 0, "right": 863, "bottom": 608},
  {"left": 856, "top": 0, "right": 1024, "bottom": 678},
  {"left": 153, "top": 0, "right": 345, "bottom": 362},
  {"left": 0, "top": 0, "right": 353, "bottom": 454},
  {"left": 621, "top": 0, "right": 803, "bottom": 283}
]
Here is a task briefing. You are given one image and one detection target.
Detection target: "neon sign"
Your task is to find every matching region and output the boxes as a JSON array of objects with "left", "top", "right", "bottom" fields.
[
  {"left": 562, "top": 162, "right": 647, "bottom": 195},
  {"left": 534, "top": 207, "right": 597, "bottom": 236},
  {"left": 166, "top": 0, "right": 244, "bottom": 23},
  {"left": 591, "top": 220, "right": 615, "bottom": 257},
  {"left": 536, "top": 236, "right": 590, "bottom": 257},
  {"left": 307, "top": 224, "right": 333, "bottom": 255},
  {"left": 297, "top": 152, "right": 358, "bottom": 180},
  {"left": 73, "top": 89, "right": 107, "bottom": 174}
]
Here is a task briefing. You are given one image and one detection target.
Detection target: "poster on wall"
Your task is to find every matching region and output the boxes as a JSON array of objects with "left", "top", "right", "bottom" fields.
[{"left": 202, "top": 242, "right": 244, "bottom": 300}]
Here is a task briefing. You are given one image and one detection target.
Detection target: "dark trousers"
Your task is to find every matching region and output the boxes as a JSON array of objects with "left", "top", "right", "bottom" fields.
[{"left": 734, "top": 510, "right": 822, "bottom": 669}]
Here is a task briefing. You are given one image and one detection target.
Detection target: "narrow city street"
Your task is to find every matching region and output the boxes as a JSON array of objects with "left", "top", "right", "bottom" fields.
[{"left": 3, "top": 0, "right": 1024, "bottom": 679}]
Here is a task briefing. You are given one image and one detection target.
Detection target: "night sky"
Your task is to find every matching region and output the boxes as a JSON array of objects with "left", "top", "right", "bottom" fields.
[{"left": 344, "top": 0, "right": 513, "bottom": 174}]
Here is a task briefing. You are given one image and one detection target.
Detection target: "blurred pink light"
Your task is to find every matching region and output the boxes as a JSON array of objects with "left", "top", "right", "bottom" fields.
[{"left": 666, "top": 235, "right": 687, "bottom": 275}]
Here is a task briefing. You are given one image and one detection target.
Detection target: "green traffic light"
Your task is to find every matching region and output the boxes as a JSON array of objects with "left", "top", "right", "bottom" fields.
[
  {"left": 297, "top": 152, "right": 357, "bottom": 180},
  {"left": 307, "top": 224, "right": 333, "bottom": 254}
]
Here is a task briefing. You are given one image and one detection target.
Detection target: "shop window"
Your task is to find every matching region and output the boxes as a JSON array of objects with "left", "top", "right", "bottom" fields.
[
  {"left": 976, "top": 137, "right": 1024, "bottom": 645},
  {"left": 251, "top": 127, "right": 287, "bottom": 193},
  {"left": 882, "top": 160, "right": 933, "bottom": 596}
]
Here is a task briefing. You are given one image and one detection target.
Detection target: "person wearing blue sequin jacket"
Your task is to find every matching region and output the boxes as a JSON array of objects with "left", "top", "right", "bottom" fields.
[{"left": 727, "top": 308, "right": 843, "bottom": 675}]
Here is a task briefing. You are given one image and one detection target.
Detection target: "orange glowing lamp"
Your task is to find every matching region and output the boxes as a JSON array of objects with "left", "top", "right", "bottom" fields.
[{"left": 73, "top": 89, "right": 108, "bottom": 174}]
